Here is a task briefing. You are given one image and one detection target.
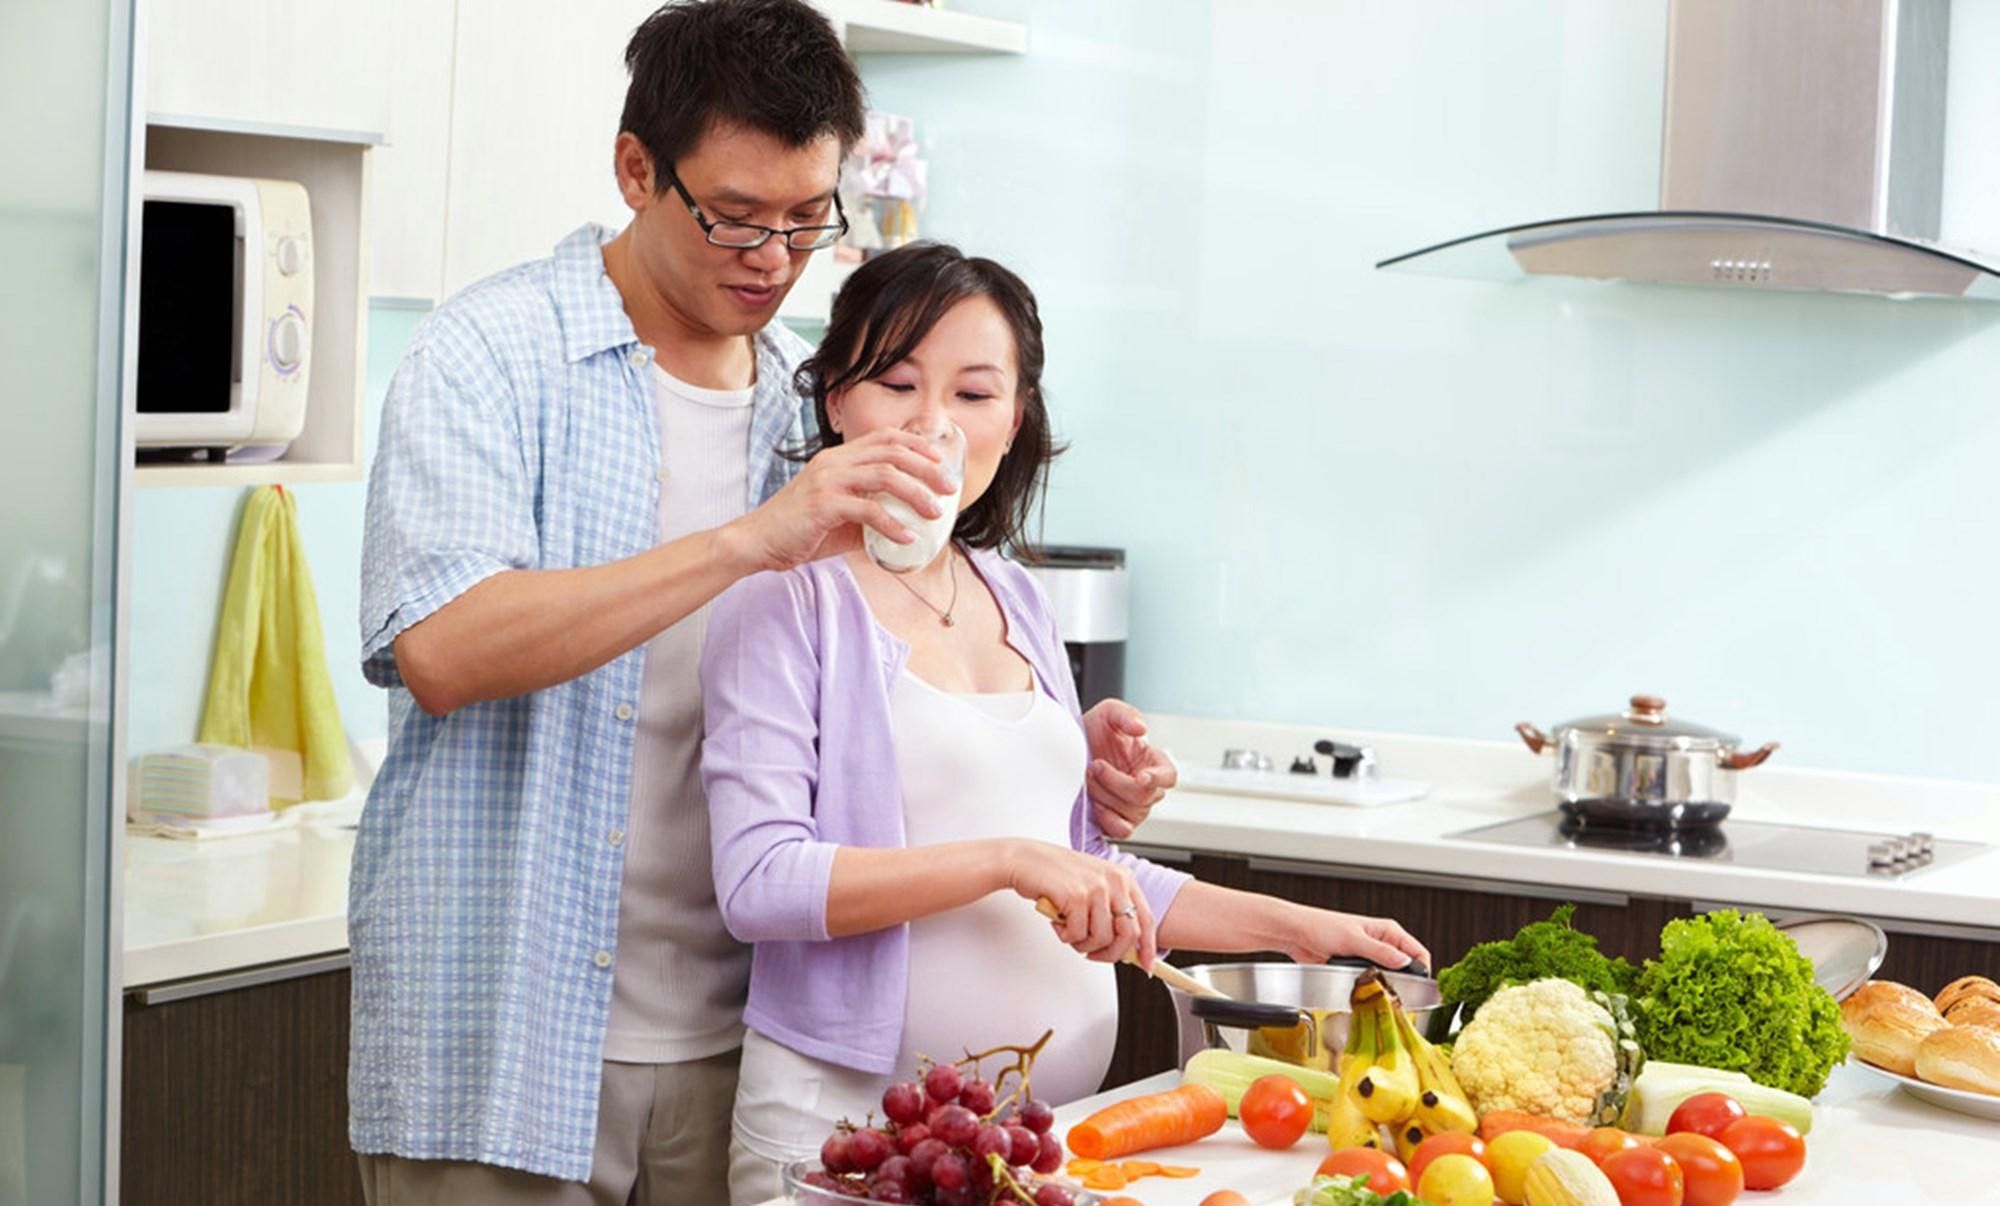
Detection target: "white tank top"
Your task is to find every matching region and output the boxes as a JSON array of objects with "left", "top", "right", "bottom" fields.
[{"left": 886, "top": 668, "right": 1120, "bottom": 1106}]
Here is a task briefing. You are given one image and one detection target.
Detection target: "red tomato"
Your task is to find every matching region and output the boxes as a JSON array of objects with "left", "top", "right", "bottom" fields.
[
  {"left": 1602, "top": 1146, "right": 1685, "bottom": 1206},
  {"left": 1577, "top": 1127, "right": 1643, "bottom": 1167},
  {"left": 1239, "top": 1074, "right": 1313, "bottom": 1149},
  {"left": 1656, "top": 1132, "right": 1745, "bottom": 1206},
  {"left": 1716, "top": 1116, "right": 1806, "bottom": 1190},
  {"left": 1407, "top": 1131, "right": 1488, "bottom": 1189},
  {"left": 1666, "top": 1092, "right": 1748, "bottom": 1140},
  {"left": 1315, "top": 1147, "right": 1411, "bottom": 1196}
]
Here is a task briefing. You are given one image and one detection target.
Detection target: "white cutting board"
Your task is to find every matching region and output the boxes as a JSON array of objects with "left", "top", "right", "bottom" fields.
[
  {"left": 1171, "top": 764, "right": 1430, "bottom": 808},
  {"left": 1051, "top": 1074, "right": 1326, "bottom": 1206}
]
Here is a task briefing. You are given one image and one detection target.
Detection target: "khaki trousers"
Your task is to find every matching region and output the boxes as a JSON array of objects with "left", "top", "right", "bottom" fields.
[{"left": 357, "top": 1051, "right": 739, "bottom": 1206}]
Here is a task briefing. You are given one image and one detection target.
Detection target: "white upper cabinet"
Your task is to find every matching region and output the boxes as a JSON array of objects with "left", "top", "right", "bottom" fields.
[
  {"left": 367, "top": 1, "right": 458, "bottom": 302},
  {"left": 438, "top": 1, "right": 659, "bottom": 298},
  {"left": 367, "top": 0, "right": 1027, "bottom": 308},
  {"left": 145, "top": 0, "right": 391, "bottom": 136}
]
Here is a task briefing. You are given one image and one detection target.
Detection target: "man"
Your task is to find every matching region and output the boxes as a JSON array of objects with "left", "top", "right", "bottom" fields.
[{"left": 350, "top": 1, "right": 1174, "bottom": 1201}]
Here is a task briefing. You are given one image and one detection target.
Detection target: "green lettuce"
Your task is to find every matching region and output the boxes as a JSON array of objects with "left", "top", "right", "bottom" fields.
[
  {"left": 1295, "top": 1173, "right": 1432, "bottom": 1206},
  {"left": 1631, "top": 910, "right": 1850, "bottom": 1097},
  {"left": 1437, "top": 904, "right": 1637, "bottom": 1024}
]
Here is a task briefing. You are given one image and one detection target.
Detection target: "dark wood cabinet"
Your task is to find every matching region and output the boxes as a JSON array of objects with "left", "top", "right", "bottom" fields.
[
  {"left": 1103, "top": 849, "right": 2000, "bottom": 1090},
  {"left": 122, "top": 960, "right": 362, "bottom": 1206}
]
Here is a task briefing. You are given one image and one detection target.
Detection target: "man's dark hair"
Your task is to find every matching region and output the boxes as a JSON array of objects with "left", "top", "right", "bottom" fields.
[
  {"left": 794, "top": 242, "right": 1065, "bottom": 556},
  {"left": 622, "top": 0, "right": 866, "bottom": 189}
]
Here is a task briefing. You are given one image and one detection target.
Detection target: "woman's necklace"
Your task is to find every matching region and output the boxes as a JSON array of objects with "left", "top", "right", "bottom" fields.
[{"left": 888, "top": 548, "right": 961, "bottom": 627}]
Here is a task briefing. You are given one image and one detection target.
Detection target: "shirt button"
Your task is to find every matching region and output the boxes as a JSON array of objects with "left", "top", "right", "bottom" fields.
[
  {"left": 628, "top": 349, "right": 646, "bottom": 369},
  {"left": 593, "top": 950, "right": 612, "bottom": 969},
  {"left": 608, "top": 827, "right": 625, "bottom": 848},
  {"left": 614, "top": 703, "right": 634, "bottom": 721}
]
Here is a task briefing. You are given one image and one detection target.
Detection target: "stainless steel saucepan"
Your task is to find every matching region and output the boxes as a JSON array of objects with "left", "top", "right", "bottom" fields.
[
  {"left": 1165, "top": 960, "right": 1441, "bottom": 1074},
  {"left": 1516, "top": 694, "right": 1778, "bottom": 827}
]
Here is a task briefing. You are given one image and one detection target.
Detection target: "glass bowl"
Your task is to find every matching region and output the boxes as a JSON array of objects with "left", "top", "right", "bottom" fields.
[{"left": 778, "top": 1157, "right": 1103, "bottom": 1205}]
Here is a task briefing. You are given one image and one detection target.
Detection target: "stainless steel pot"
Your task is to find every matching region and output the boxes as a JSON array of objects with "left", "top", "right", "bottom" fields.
[
  {"left": 1164, "top": 961, "right": 1442, "bottom": 1073},
  {"left": 1516, "top": 694, "right": 1778, "bottom": 827}
]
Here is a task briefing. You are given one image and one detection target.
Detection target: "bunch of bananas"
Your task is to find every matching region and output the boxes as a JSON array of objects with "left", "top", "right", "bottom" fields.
[{"left": 1325, "top": 971, "right": 1480, "bottom": 1162}]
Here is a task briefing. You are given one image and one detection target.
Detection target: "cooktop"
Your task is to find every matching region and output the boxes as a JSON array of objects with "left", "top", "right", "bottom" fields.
[{"left": 1449, "top": 812, "right": 1988, "bottom": 880}]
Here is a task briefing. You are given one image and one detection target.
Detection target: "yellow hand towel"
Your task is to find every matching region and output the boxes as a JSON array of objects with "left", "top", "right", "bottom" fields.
[{"left": 197, "top": 485, "right": 353, "bottom": 805}]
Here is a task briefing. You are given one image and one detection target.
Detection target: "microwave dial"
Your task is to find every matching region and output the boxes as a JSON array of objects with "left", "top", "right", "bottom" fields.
[
  {"left": 276, "top": 235, "right": 307, "bottom": 277},
  {"left": 270, "top": 311, "right": 307, "bottom": 372}
]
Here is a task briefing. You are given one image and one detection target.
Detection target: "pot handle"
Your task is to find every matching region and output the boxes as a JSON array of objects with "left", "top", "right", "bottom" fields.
[
  {"left": 1719, "top": 741, "right": 1779, "bottom": 771},
  {"left": 1189, "top": 995, "right": 1314, "bottom": 1034},
  {"left": 1327, "top": 954, "right": 1432, "bottom": 979},
  {"left": 1515, "top": 722, "right": 1550, "bottom": 755}
]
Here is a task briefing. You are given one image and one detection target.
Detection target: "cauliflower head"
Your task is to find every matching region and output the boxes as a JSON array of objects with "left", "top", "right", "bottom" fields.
[{"left": 1448, "top": 977, "right": 1618, "bottom": 1126}]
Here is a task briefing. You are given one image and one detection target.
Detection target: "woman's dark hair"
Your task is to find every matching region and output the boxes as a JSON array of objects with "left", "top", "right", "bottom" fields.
[
  {"left": 794, "top": 242, "right": 1063, "bottom": 555},
  {"left": 622, "top": 0, "right": 865, "bottom": 188}
]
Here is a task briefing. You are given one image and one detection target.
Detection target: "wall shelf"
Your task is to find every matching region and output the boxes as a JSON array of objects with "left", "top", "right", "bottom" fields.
[
  {"left": 133, "top": 461, "right": 362, "bottom": 489},
  {"left": 136, "top": 125, "right": 371, "bottom": 488},
  {"left": 826, "top": 0, "right": 1027, "bottom": 55}
]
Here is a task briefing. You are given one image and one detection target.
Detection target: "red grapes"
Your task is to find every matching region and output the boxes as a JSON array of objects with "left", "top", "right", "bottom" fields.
[
  {"left": 799, "top": 1056, "right": 1079, "bottom": 1206},
  {"left": 958, "top": 1078, "right": 997, "bottom": 1115},
  {"left": 883, "top": 1081, "right": 926, "bottom": 1125},
  {"left": 1019, "top": 1099, "right": 1054, "bottom": 1135},
  {"left": 924, "top": 1063, "right": 963, "bottom": 1106}
]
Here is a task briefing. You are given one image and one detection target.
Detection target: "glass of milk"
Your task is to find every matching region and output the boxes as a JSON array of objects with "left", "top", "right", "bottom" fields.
[{"left": 864, "top": 420, "right": 965, "bottom": 574}]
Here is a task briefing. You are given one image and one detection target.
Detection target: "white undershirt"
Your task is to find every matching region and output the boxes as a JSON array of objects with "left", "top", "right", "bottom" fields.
[{"left": 602, "top": 363, "right": 755, "bottom": 1063}]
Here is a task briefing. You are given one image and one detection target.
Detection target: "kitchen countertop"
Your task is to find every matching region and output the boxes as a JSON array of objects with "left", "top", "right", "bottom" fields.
[
  {"left": 120, "top": 716, "right": 2000, "bottom": 989},
  {"left": 1135, "top": 714, "right": 2000, "bottom": 932},
  {"left": 123, "top": 805, "right": 357, "bottom": 988},
  {"left": 754, "top": 1059, "right": 2000, "bottom": 1205},
  {"left": 123, "top": 739, "right": 382, "bottom": 989}
]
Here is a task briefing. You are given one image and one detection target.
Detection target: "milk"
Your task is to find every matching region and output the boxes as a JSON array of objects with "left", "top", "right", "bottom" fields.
[{"left": 865, "top": 422, "right": 965, "bottom": 573}]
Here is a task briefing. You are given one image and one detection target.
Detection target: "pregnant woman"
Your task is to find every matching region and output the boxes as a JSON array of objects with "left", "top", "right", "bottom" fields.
[{"left": 701, "top": 242, "right": 1430, "bottom": 1205}]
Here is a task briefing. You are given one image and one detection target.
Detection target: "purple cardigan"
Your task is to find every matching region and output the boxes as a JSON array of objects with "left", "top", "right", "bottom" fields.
[{"left": 699, "top": 548, "right": 1191, "bottom": 1073}]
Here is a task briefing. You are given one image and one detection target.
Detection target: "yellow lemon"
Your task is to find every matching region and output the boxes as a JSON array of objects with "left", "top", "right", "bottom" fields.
[
  {"left": 1418, "top": 1152, "right": 1496, "bottom": 1206},
  {"left": 1486, "top": 1130, "right": 1559, "bottom": 1205}
]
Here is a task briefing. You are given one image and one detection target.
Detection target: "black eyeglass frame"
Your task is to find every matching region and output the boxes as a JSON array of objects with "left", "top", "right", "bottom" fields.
[{"left": 663, "top": 164, "right": 848, "bottom": 251}]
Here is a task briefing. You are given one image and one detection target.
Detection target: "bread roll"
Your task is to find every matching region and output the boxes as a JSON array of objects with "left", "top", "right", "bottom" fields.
[
  {"left": 1934, "top": 975, "right": 2000, "bottom": 1016},
  {"left": 1944, "top": 996, "right": 2000, "bottom": 1031},
  {"left": 1841, "top": 980, "right": 1949, "bottom": 1076},
  {"left": 1914, "top": 1025, "right": 2000, "bottom": 1097}
]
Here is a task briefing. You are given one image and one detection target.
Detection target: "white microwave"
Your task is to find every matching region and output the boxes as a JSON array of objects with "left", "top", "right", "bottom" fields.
[{"left": 135, "top": 170, "right": 313, "bottom": 459}]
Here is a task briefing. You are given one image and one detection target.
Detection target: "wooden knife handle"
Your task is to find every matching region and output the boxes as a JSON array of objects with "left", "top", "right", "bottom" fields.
[{"left": 1033, "top": 897, "right": 1223, "bottom": 998}]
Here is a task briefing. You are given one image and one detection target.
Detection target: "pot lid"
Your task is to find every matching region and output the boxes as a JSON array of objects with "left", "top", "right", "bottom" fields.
[
  {"left": 1774, "top": 914, "right": 1888, "bottom": 1003},
  {"left": 1555, "top": 694, "right": 1740, "bottom": 749}
]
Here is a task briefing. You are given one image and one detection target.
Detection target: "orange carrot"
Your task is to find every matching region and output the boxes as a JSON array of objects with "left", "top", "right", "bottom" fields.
[
  {"left": 1066, "top": 1083, "right": 1227, "bottom": 1160},
  {"left": 1476, "top": 1110, "right": 1591, "bottom": 1149}
]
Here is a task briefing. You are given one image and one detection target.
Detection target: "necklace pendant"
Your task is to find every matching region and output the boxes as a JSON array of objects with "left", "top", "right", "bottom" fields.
[{"left": 941, "top": 615, "right": 955, "bottom": 628}]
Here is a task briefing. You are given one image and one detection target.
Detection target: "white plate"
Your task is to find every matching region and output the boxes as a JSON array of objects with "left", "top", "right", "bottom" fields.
[
  {"left": 1773, "top": 914, "right": 1886, "bottom": 1001},
  {"left": 1849, "top": 1056, "right": 2000, "bottom": 1121}
]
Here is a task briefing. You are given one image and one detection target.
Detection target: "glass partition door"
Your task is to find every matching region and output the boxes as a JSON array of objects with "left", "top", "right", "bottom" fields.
[{"left": 0, "top": 0, "right": 135, "bottom": 1202}]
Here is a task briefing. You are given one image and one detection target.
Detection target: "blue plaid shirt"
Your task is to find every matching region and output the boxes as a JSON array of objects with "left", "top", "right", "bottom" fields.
[{"left": 351, "top": 225, "right": 813, "bottom": 1179}]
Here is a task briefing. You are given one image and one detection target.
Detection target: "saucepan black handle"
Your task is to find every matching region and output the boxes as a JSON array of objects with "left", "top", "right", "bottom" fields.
[
  {"left": 1189, "top": 995, "right": 1310, "bottom": 1032},
  {"left": 1326, "top": 955, "right": 1432, "bottom": 979}
]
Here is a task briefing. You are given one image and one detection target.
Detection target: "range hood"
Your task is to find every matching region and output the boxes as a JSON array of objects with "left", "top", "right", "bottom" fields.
[{"left": 1379, "top": 0, "right": 2000, "bottom": 301}]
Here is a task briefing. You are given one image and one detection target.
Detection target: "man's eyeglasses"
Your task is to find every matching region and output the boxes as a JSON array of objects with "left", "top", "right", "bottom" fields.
[{"left": 663, "top": 164, "right": 847, "bottom": 251}]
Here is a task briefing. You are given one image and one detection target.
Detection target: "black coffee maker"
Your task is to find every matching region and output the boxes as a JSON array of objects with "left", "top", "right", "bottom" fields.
[{"left": 1024, "top": 545, "right": 1127, "bottom": 709}]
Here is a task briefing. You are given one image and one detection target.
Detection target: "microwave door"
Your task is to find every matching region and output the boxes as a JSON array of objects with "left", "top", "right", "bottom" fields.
[{"left": 135, "top": 185, "right": 259, "bottom": 450}]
